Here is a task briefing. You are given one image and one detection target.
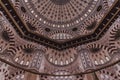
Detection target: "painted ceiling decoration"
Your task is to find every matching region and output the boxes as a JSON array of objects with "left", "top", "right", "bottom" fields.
[{"left": 0, "top": 0, "right": 120, "bottom": 80}]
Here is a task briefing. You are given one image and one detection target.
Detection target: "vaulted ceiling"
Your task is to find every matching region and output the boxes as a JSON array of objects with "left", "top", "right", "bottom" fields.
[{"left": 0, "top": 0, "right": 120, "bottom": 80}]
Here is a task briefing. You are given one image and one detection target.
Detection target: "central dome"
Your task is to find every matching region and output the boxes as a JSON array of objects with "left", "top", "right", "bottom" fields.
[
  {"left": 24, "top": 0, "right": 98, "bottom": 27},
  {"left": 50, "top": 0, "right": 70, "bottom": 5}
]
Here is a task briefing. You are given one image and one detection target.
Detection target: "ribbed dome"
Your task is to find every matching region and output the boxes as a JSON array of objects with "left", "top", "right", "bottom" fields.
[{"left": 23, "top": 0, "right": 98, "bottom": 27}]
